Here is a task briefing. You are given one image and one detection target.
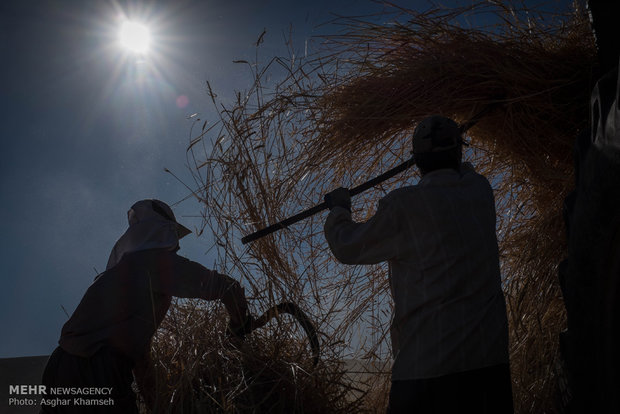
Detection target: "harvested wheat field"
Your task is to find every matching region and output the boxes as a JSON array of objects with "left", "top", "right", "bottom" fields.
[{"left": 142, "top": 2, "right": 598, "bottom": 413}]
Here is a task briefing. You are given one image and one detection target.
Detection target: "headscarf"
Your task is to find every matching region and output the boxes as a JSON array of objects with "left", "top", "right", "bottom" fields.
[{"left": 106, "top": 199, "right": 191, "bottom": 270}]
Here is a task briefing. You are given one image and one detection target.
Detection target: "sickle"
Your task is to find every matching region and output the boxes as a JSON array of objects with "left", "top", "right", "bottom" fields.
[{"left": 247, "top": 302, "right": 320, "bottom": 366}]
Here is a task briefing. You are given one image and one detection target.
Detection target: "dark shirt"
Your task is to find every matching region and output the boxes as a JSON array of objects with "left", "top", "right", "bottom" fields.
[{"left": 59, "top": 249, "right": 239, "bottom": 362}]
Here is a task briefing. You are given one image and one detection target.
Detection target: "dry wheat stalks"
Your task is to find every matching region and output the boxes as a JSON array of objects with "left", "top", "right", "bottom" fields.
[{"left": 150, "top": 2, "right": 599, "bottom": 412}]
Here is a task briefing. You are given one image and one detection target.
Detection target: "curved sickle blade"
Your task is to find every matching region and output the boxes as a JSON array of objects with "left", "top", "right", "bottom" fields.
[{"left": 250, "top": 302, "right": 320, "bottom": 366}]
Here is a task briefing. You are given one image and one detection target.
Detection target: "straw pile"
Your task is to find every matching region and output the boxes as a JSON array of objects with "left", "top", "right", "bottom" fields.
[
  {"left": 135, "top": 300, "right": 368, "bottom": 413},
  {"left": 160, "top": 1, "right": 597, "bottom": 412}
]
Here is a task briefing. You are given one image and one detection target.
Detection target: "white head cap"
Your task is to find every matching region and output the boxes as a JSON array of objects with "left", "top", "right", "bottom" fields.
[
  {"left": 128, "top": 199, "right": 192, "bottom": 239},
  {"left": 105, "top": 199, "right": 191, "bottom": 270}
]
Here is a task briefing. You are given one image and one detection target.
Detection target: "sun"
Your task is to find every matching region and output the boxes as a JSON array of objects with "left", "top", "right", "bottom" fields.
[{"left": 119, "top": 21, "right": 151, "bottom": 54}]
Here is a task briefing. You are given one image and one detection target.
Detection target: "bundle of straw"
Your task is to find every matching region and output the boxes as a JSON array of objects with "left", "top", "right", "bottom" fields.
[
  {"left": 137, "top": 300, "right": 368, "bottom": 413},
  {"left": 173, "top": 1, "right": 597, "bottom": 412}
]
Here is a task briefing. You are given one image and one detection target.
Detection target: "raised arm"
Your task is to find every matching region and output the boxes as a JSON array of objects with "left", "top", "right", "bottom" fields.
[{"left": 324, "top": 195, "right": 402, "bottom": 265}]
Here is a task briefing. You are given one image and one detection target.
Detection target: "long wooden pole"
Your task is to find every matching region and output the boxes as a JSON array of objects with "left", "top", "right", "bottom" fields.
[
  {"left": 241, "top": 157, "right": 415, "bottom": 244},
  {"left": 241, "top": 105, "right": 498, "bottom": 245}
]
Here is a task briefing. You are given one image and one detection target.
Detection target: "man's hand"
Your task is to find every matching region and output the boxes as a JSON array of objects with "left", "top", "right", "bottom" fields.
[
  {"left": 227, "top": 311, "right": 254, "bottom": 339},
  {"left": 221, "top": 278, "right": 253, "bottom": 338},
  {"left": 324, "top": 187, "right": 351, "bottom": 211}
]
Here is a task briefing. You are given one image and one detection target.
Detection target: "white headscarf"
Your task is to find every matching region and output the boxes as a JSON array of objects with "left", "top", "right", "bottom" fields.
[{"left": 106, "top": 199, "right": 191, "bottom": 270}]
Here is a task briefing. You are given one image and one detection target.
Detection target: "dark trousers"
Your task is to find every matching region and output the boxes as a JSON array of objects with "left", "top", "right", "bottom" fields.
[
  {"left": 40, "top": 346, "right": 138, "bottom": 414},
  {"left": 387, "top": 363, "right": 514, "bottom": 414}
]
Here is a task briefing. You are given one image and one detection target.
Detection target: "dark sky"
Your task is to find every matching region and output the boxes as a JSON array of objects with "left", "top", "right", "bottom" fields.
[
  {"left": 0, "top": 0, "right": 571, "bottom": 358},
  {"left": 0, "top": 0, "right": 392, "bottom": 358}
]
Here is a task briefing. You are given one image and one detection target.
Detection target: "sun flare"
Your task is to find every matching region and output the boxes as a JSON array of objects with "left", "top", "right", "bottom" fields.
[{"left": 119, "top": 21, "right": 150, "bottom": 54}]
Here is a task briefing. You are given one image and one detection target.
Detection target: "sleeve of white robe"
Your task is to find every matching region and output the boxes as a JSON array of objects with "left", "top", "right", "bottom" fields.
[{"left": 323, "top": 197, "right": 402, "bottom": 265}]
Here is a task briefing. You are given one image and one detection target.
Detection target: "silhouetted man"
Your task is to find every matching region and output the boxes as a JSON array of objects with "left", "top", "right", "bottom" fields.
[
  {"left": 324, "top": 116, "right": 513, "bottom": 414},
  {"left": 40, "top": 199, "right": 250, "bottom": 413}
]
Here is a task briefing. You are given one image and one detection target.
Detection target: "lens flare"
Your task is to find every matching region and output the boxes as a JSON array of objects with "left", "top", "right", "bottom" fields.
[{"left": 119, "top": 21, "right": 150, "bottom": 54}]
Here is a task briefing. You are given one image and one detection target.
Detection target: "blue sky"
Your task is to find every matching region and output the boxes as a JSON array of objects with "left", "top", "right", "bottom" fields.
[
  {"left": 0, "top": 0, "right": 572, "bottom": 358},
  {"left": 0, "top": 0, "right": 393, "bottom": 358}
]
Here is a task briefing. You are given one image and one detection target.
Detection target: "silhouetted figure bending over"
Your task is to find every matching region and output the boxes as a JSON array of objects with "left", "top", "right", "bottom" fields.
[{"left": 40, "top": 199, "right": 250, "bottom": 413}]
